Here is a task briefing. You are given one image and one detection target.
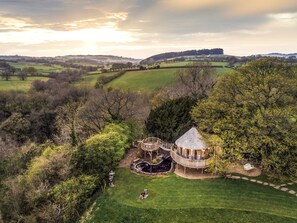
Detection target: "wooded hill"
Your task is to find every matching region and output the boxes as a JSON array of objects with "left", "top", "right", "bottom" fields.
[{"left": 140, "top": 48, "right": 224, "bottom": 64}]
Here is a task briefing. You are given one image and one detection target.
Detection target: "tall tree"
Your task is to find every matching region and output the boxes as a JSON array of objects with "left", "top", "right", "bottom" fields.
[
  {"left": 18, "top": 71, "right": 28, "bottom": 81},
  {"left": 146, "top": 97, "right": 197, "bottom": 142},
  {"left": 1, "top": 71, "right": 12, "bottom": 81},
  {"left": 191, "top": 58, "right": 297, "bottom": 178},
  {"left": 177, "top": 62, "right": 216, "bottom": 99},
  {"left": 22, "top": 66, "right": 37, "bottom": 76}
]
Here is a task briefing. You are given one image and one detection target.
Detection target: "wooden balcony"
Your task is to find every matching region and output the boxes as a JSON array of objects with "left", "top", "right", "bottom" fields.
[{"left": 170, "top": 149, "right": 208, "bottom": 169}]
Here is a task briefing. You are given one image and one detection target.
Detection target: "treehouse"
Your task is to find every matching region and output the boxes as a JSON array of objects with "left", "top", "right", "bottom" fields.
[{"left": 170, "top": 127, "right": 210, "bottom": 173}]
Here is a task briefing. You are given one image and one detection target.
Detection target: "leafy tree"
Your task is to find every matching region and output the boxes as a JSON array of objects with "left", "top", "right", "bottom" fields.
[
  {"left": 146, "top": 97, "right": 197, "bottom": 142},
  {"left": 1, "top": 71, "right": 12, "bottom": 81},
  {"left": 18, "top": 71, "right": 28, "bottom": 81},
  {"left": 72, "top": 123, "right": 133, "bottom": 180},
  {"left": 22, "top": 66, "right": 37, "bottom": 76},
  {"left": 191, "top": 58, "right": 297, "bottom": 178},
  {"left": 47, "top": 175, "right": 97, "bottom": 223},
  {"left": 0, "top": 113, "right": 31, "bottom": 142}
]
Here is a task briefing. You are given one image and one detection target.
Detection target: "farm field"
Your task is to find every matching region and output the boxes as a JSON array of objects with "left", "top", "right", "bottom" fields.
[
  {"left": 75, "top": 72, "right": 117, "bottom": 87},
  {"left": 86, "top": 168, "right": 297, "bottom": 223},
  {"left": 0, "top": 76, "right": 49, "bottom": 91},
  {"left": 106, "top": 69, "right": 179, "bottom": 92},
  {"left": 106, "top": 67, "right": 233, "bottom": 92},
  {"left": 8, "top": 62, "right": 65, "bottom": 76},
  {"left": 211, "top": 61, "right": 229, "bottom": 66},
  {"left": 159, "top": 61, "right": 229, "bottom": 67},
  {"left": 159, "top": 61, "right": 190, "bottom": 67}
]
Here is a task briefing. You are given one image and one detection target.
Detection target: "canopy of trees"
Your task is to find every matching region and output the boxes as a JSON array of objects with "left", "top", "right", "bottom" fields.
[
  {"left": 191, "top": 58, "right": 297, "bottom": 178},
  {"left": 0, "top": 123, "right": 136, "bottom": 222}
]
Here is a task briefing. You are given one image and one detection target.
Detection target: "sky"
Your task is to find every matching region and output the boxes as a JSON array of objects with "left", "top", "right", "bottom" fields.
[{"left": 0, "top": 0, "right": 297, "bottom": 58}]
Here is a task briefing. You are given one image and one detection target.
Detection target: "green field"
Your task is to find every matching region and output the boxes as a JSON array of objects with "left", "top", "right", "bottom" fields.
[
  {"left": 0, "top": 77, "right": 49, "bottom": 91},
  {"left": 9, "top": 62, "right": 65, "bottom": 76},
  {"left": 159, "top": 61, "right": 229, "bottom": 67},
  {"left": 160, "top": 61, "right": 190, "bottom": 67},
  {"left": 215, "top": 67, "right": 233, "bottom": 75},
  {"left": 106, "top": 69, "right": 179, "bottom": 92},
  {"left": 106, "top": 68, "right": 233, "bottom": 92},
  {"left": 211, "top": 61, "right": 229, "bottom": 66},
  {"left": 86, "top": 169, "right": 297, "bottom": 223},
  {"left": 75, "top": 72, "right": 118, "bottom": 87}
]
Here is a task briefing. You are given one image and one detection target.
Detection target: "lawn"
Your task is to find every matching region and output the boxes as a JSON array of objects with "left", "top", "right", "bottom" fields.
[
  {"left": 86, "top": 169, "right": 297, "bottom": 223},
  {"left": 0, "top": 76, "right": 49, "bottom": 91},
  {"left": 106, "top": 69, "right": 179, "bottom": 92},
  {"left": 8, "top": 62, "right": 65, "bottom": 76}
]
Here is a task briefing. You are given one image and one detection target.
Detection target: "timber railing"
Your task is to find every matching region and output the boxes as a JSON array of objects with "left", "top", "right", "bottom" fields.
[{"left": 170, "top": 150, "right": 208, "bottom": 168}]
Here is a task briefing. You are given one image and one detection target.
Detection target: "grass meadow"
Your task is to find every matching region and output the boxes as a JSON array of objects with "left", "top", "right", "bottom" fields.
[{"left": 86, "top": 169, "right": 297, "bottom": 223}]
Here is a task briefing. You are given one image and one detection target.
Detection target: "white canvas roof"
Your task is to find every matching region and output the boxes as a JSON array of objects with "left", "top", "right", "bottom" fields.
[{"left": 175, "top": 127, "right": 207, "bottom": 150}]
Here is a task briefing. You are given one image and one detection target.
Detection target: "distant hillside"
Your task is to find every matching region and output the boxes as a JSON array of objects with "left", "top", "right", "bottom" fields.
[
  {"left": 141, "top": 48, "right": 224, "bottom": 64},
  {"left": 258, "top": 53, "right": 297, "bottom": 58},
  {"left": 55, "top": 55, "right": 141, "bottom": 65},
  {"left": 0, "top": 55, "right": 141, "bottom": 65}
]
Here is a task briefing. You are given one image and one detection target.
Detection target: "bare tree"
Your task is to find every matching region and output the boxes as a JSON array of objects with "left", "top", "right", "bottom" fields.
[
  {"left": 79, "top": 88, "right": 150, "bottom": 134},
  {"left": 150, "top": 62, "right": 216, "bottom": 107},
  {"left": 177, "top": 62, "right": 216, "bottom": 99}
]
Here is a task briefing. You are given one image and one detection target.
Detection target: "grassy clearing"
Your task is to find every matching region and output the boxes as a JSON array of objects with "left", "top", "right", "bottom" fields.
[
  {"left": 0, "top": 77, "right": 49, "bottom": 92},
  {"left": 106, "top": 69, "right": 179, "bottom": 92},
  {"left": 86, "top": 168, "right": 297, "bottom": 223},
  {"left": 8, "top": 62, "right": 65, "bottom": 76}
]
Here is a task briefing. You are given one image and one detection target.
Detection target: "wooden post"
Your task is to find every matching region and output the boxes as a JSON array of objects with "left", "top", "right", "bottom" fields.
[{"left": 184, "top": 166, "right": 186, "bottom": 174}]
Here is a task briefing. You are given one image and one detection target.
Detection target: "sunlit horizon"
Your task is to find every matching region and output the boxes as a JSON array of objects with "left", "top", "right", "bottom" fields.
[{"left": 0, "top": 0, "right": 297, "bottom": 58}]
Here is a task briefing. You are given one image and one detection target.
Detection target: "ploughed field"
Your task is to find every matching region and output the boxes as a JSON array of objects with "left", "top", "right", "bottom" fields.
[{"left": 86, "top": 169, "right": 297, "bottom": 223}]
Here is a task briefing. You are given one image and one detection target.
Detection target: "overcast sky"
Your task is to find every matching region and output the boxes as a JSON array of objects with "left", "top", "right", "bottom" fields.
[{"left": 0, "top": 0, "right": 297, "bottom": 58}]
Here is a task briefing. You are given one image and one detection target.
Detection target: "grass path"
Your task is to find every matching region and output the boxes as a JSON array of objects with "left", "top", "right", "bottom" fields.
[{"left": 86, "top": 169, "right": 297, "bottom": 223}]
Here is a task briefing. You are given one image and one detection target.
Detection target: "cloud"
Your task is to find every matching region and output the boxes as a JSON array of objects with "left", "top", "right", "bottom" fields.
[
  {"left": 161, "top": 0, "right": 297, "bottom": 16},
  {"left": 0, "top": 0, "right": 296, "bottom": 58}
]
